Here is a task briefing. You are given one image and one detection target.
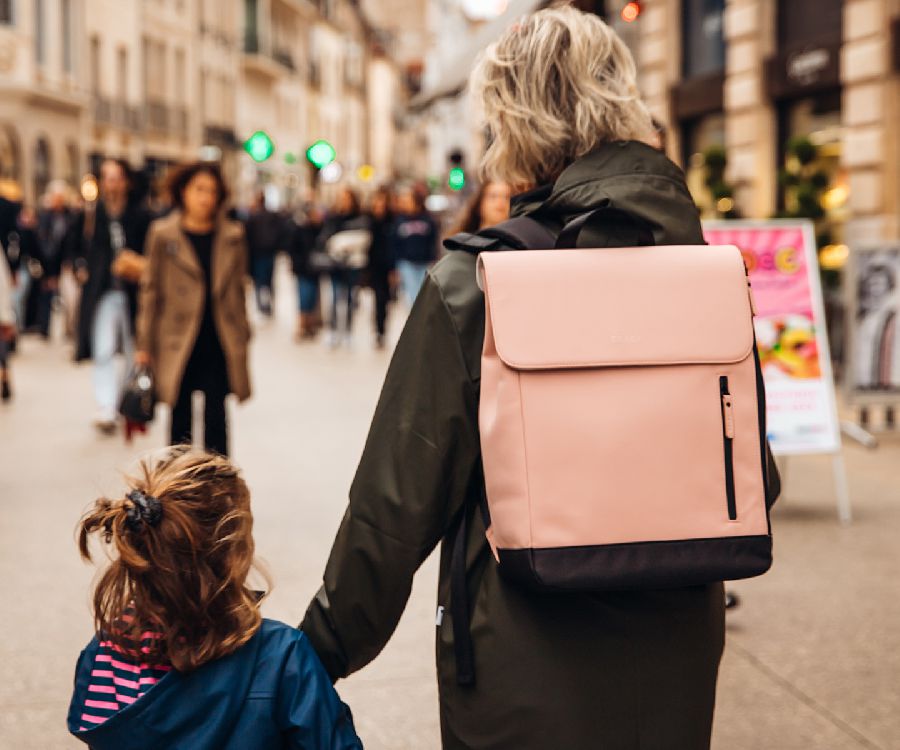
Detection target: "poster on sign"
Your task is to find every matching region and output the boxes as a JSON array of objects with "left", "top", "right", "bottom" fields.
[
  {"left": 847, "top": 246, "right": 900, "bottom": 400},
  {"left": 703, "top": 220, "right": 842, "bottom": 456}
]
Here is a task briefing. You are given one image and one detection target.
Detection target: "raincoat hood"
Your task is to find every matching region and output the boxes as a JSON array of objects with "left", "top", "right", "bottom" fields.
[{"left": 510, "top": 139, "right": 706, "bottom": 247}]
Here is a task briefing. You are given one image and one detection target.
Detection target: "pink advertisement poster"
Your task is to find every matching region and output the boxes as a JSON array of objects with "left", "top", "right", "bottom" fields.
[{"left": 703, "top": 221, "right": 841, "bottom": 455}]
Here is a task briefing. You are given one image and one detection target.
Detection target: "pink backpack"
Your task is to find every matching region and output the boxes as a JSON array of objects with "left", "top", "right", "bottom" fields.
[{"left": 445, "top": 214, "right": 775, "bottom": 683}]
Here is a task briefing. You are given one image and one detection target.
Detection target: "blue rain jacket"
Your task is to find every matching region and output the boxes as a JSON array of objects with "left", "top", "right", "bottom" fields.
[{"left": 67, "top": 619, "right": 363, "bottom": 750}]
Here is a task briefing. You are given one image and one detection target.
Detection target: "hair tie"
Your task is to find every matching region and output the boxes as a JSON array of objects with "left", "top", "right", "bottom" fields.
[{"left": 125, "top": 490, "right": 163, "bottom": 532}]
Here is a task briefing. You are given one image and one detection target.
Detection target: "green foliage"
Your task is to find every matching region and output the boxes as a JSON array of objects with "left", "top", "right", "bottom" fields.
[
  {"left": 701, "top": 146, "right": 737, "bottom": 217},
  {"left": 787, "top": 136, "right": 816, "bottom": 166}
]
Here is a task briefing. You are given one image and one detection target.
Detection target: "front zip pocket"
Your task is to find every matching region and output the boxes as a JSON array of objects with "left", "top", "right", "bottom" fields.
[{"left": 719, "top": 376, "right": 737, "bottom": 520}]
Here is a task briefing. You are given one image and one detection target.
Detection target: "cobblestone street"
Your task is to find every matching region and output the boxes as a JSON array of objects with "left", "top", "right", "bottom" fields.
[{"left": 1, "top": 272, "right": 899, "bottom": 749}]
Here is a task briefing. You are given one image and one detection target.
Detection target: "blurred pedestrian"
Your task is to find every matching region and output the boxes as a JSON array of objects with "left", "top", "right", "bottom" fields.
[
  {"left": 136, "top": 161, "right": 251, "bottom": 457},
  {"left": 288, "top": 203, "right": 324, "bottom": 341},
  {"left": 35, "top": 181, "right": 77, "bottom": 339},
  {"left": 391, "top": 187, "right": 438, "bottom": 304},
  {"left": 451, "top": 180, "right": 512, "bottom": 234},
  {"left": 366, "top": 186, "right": 396, "bottom": 349},
  {"left": 0, "top": 244, "right": 15, "bottom": 401},
  {"left": 300, "top": 8, "right": 780, "bottom": 749},
  {"left": 7, "top": 204, "right": 41, "bottom": 331},
  {"left": 73, "top": 158, "right": 151, "bottom": 433},
  {"left": 317, "top": 187, "right": 371, "bottom": 348},
  {"left": 245, "top": 191, "right": 284, "bottom": 317},
  {"left": 69, "top": 449, "right": 363, "bottom": 748}
]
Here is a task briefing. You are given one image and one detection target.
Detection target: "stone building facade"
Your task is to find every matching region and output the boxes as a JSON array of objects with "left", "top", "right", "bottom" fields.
[
  {"left": 637, "top": 0, "right": 900, "bottom": 260},
  {"left": 0, "top": 0, "right": 412, "bottom": 208}
]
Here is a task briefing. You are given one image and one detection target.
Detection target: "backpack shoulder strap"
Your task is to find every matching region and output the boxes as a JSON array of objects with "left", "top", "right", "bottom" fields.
[{"left": 443, "top": 216, "right": 557, "bottom": 255}]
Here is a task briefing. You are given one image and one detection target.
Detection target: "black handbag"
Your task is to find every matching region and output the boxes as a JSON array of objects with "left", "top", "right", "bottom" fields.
[{"left": 119, "top": 366, "right": 156, "bottom": 424}]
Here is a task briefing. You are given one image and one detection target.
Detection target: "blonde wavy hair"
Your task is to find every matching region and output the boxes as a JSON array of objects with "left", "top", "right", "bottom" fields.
[{"left": 471, "top": 4, "right": 654, "bottom": 188}]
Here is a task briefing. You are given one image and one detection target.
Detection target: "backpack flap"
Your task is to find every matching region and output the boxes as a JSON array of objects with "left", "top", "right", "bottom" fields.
[
  {"left": 477, "top": 245, "right": 771, "bottom": 593},
  {"left": 477, "top": 245, "right": 755, "bottom": 369}
]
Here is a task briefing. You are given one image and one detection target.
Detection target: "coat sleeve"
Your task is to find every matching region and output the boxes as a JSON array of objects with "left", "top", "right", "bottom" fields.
[
  {"left": 277, "top": 635, "right": 363, "bottom": 750},
  {"left": 300, "top": 274, "right": 481, "bottom": 680},
  {"left": 765, "top": 442, "right": 781, "bottom": 510},
  {"left": 135, "top": 221, "right": 162, "bottom": 355}
]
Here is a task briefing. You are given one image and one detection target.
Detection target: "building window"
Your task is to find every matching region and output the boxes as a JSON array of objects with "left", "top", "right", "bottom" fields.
[
  {"left": 682, "top": 0, "right": 724, "bottom": 78},
  {"left": 682, "top": 113, "right": 726, "bottom": 217},
  {"left": 0, "top": 0, "right": 13, "bottom": 25},
  {"left": 777, "top": 0, "right": 842, "bottom": 50},
  {"left": 244, "top": 0, "right": 259, "bottom": 53},
  {"left": 61, "top": 0, "right": 73, "bottom": 73},
  {"left": 90, "top": 35, "right": 101, "bottom": 94},
  {"left": 33, "top": 137, "right": 52, "bottom": 200},
  {"left": 66, "top": 142, "right": 79, "bottom": 186},
  {"left": 117, "top": 48, "right": 128, "bottom": 102},
  {"left": 0, "top": 125, "right": 20, "bottom": 180},
  {"left": 35, "top": 0, "right": 45, "bottom": 65},
  {"left": 175, "top": 48, "right": 186, "bottom": 104}
]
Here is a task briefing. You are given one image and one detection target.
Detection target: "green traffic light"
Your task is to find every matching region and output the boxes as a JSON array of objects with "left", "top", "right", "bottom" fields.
[
  {"left": 244, "top": 130, "right": 274, "bottom": 163},
  {"left": 448, "top": 167, "right": 466, "bottom": 191},
  {"left": 306, "top": 140, "right": 336, "bottom": 169}
]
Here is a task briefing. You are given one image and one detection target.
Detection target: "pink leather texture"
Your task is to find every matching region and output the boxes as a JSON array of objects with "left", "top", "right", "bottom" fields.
[{"left": 478, "top": 245, "right": 769, "bottom": 552}]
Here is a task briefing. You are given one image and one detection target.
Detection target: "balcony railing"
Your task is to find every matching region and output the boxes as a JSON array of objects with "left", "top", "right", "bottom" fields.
[
  {"left": 92, "top": 95, "right": 113, "bottom": 125},
  {"left": 272, "top": 47, "right": 296, "bottom": 71},
  {"left": 144, "top": 101, "right": 170, "bottom": 134}
]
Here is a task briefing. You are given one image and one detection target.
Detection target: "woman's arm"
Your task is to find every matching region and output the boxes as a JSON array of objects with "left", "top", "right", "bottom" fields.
[{"left": 301, "top": 274, "right": 481, "bottom": 679}]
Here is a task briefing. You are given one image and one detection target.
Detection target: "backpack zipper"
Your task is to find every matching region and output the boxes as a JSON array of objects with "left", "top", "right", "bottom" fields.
[{"left": 719, "top": 376, "right": 737, "bottom": 520}]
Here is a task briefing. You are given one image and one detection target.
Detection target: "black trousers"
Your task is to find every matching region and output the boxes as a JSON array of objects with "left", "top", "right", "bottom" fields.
[
  {"left": 370, "top": 268, "right": 391, "bottom": 337},
  {"left": 170, "top": 362, "right": 229, "bottom": 456}
]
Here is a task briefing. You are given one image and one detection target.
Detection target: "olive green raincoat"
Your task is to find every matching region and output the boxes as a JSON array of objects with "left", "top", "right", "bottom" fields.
[{"left": 302, "top": 141, "right": 780, "bottom": 750}]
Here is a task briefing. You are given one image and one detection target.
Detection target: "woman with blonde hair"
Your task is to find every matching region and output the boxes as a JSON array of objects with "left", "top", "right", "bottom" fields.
[{"left": 301, "top": 6, "right": 778, "bottom": 748}]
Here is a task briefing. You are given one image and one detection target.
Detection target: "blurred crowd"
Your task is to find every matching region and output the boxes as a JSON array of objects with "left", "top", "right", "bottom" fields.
[{"left": 0, "top": 157, "right": 512, "bottom": 450}]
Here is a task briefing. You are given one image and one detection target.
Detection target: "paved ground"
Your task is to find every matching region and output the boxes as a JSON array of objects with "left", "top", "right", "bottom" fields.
[{"left": 1, "top": 264, "right": 898, "bottom": 749}]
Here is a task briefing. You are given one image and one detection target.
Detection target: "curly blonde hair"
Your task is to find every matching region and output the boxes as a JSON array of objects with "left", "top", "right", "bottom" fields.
[{"left": 471, "top": 4, "right": 654, "bottom": 188}]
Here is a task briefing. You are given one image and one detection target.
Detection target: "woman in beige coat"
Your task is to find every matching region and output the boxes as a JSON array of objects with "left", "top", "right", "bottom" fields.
[{"left": 136, "top": 162, "right": 251, "bottom": 455}]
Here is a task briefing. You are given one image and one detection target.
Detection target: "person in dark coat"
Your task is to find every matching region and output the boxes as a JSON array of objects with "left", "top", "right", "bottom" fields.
[
  {"left": 136, "top": 162, "right": 251, "bottom": 457},
  {"left": 288, "top": 204, "right": 324, "bottom": 341},
  {"left": 35, "top": 182, "right": 77, "bottom": 339},
  {"left": 245, "top": 191, "right": 285, "bottom": 317},
  {"left": 8, "top": 204, "right": 41, "bottom": 332},
  {"left": 73, "top": 158, "right": 151, "bottom": 432},
  {"left": 316, "top": 188, "right": 371, "bottom": 348},
  {"left": 300, "top": 8, "right": 780, "bottom": 750},
  {"left": 366, "top": 185, "right": 396, "bottom": 349},
  {"left": 69, "top": 449, "right": 362, "bottom": 750}
]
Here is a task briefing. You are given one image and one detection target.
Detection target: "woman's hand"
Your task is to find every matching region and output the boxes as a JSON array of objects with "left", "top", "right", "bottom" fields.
[{"left": 134, "top": 351, "right": 151, "bottom": 367}]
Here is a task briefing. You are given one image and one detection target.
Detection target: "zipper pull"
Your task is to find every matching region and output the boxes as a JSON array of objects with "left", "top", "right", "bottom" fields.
[{"left": 722, "top": 395, "right": 735, "bottom": 439}]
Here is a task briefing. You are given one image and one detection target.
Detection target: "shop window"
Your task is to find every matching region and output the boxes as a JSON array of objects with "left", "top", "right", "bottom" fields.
[
  {"left": 777, "top": 93, "right": 847, "bottom": 247},
  {"left": 682, "top": 113, "right": 728, "bottom": 218}
]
